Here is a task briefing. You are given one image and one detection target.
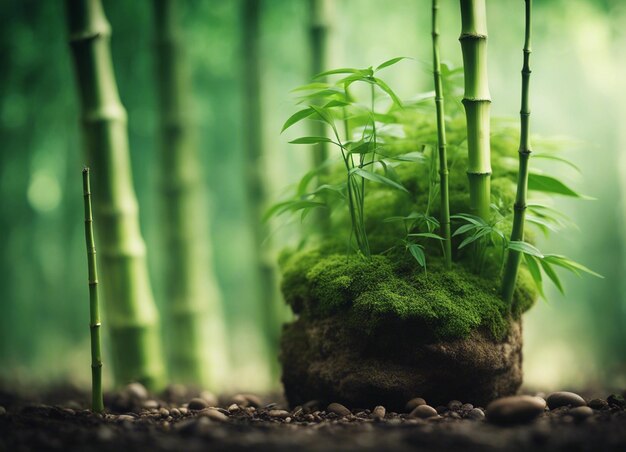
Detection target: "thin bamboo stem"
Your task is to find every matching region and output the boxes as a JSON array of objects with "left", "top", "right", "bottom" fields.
[
  {"left": 459, "top": 0, "right": 492, "bottom": 220},
  {"left": 502, "top": 0, "right": 533, "bottom": 304},
  {"left": 152, "top": 0, "right": 227, "bottom": 389},
  {"left": 82, "top": 168, "right": 104, "bottom": 413},
  {"left": 432, "top": 0, "right": 452, "bottom": 269},
  {"left": 66, "top": 0, "right": 165, "bottom": 389}
]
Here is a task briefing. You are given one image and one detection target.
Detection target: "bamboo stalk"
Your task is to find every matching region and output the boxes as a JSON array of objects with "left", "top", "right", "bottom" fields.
[
  {"left": 152, "top": 0, "right": 227, "bottom": 389},
  {"left": 459, "top": 0, "right": 492, "bottom": 220},
  {"left": 65, "top": 0, "right": 165, "bottom": 390},
  {"left": 242, "top": 0, "right": 282, "bottom": 381},
  {"left": 502, "top": 0, "right": 533, "bottom": 304},
  {"left": 432, "top": 0, "right": 452, "bottom": 269},
  {"left": 82, "top": 168, "right": 104, "bottom": 413}
]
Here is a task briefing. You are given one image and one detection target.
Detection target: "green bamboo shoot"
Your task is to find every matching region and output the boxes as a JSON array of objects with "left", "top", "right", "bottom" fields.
[
  {"left": 66, "top": 0, "right": 165, "bottom": 390},
  {"left": 459, "top": 0, "right": 491, "bottom": 220},
  {"left": 432, "top": 0, "right": 452, "bottom": 269},
  {"left": 152, "top": 0, "right": 227, "bottom": 389},
  {"left": 82, "top": 168, "right": 104, "bottom": 413},
  {"left": 502, "top": 0, "right": 533, "bottom": 304}
]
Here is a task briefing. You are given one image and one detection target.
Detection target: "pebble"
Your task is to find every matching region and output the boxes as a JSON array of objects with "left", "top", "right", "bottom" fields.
[
  {"left": 405, "top": 397, "right": 427, "bottom": 412},
  {"left": 445, "top": 411, "right": 461, "bottom": 419},
  {"left": 170, "top": 408, "right": 181, "bottom": 417},
  {"left": 461, "top": 403, "right": 474, "bottom": 411},
  {"left": 569, "top": 406, "right": 593, "bottom": 421},
  {"left": 448, "top": 400, "right": 463, "bottom": 411},
  {"left": 231, "top": 394, "right": 249, "bottom": 407},
  {"left": 327, "top": 403, "right": 351, "bottom": 417},
  {"left": 199, "top": 391, "right": 218, "bottom": 407},
  {"left": 242, "top": 393, "right": 263, "bottom": 408},
  {"left": 0, "top": 406, "right": 6, "bottom": 416},
  {"left": 199, "top": 408, "right": 229, "bottom": 422},
  {"left": 372, "top": 406, "right": 386, "bottom": 420},
  {"left": 546, "top": 392, "right": 586, "bottom": 409},
  {"left": 410, "top": 404, "right": 438, "bottom": 419},
  {"left": 62, "top": 408, "right": 76, "bottom": 416},
  {"left": 187, "top": 398, "right": 209, "bottom": 411},
  {"left": 228, "top": 404, "right": 240, "bottom": 413},
  {"left": 143, "top": 400, "right": 159, "bottom": 409},
  {"left": 159, "top": 408, "right": 169, "bottom": 417},
  {"left": 466, "top": 408, "right": 485, "bottom": 420},
  {"left": 486, "top": 396, "right": 546, "bottom": 425},
  {"left": 588, "top": 398, "right": 608, "bottom": 410},
  {"left": 125, "top": 382, "right": 148, "bottom": 401},
  {"left": 268, "top": 409, "right": 290, "bottom": 419},
  {"left": 117, "top": 414, "right": 135, "bottom": 422}
]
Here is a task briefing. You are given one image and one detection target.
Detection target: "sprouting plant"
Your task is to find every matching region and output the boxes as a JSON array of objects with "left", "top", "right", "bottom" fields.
[{"left": 451, "top": 211, "right": 507, "bottom": 274}]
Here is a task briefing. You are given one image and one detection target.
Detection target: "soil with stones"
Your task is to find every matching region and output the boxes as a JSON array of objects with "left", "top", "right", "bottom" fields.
[{"left": 0, "top": 384, "right": 625, "bottom": 452}]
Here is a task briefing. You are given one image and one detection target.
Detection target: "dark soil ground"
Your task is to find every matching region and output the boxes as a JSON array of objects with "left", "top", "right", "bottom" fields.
[{"left": 1, "top": 384, "right": 625, "bottom": 452}]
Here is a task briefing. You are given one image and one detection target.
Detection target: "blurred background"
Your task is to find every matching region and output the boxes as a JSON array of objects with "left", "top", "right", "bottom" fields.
[{"left": 0, "top": 0, "right": 624, "bottom": 393}]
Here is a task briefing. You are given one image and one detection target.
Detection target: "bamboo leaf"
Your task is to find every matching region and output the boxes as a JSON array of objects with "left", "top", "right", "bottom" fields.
[
  {"left": 539, "top": 260, "right": 564, "bottom": 295},
  {"left": 524, "top": 254, "right": 545, "bottom": 298},
  {"left": 408, "top": 232, "right": 445, "bottom": 240},
  {"left": 452, "top": 223, "right": 476, "bottom": 236},
  {"left": 289, "top": 136, "right": 335, "bottom": 145},
  {"left": 291, "top": 82, "right": 330, "bottom": 92},
  {"left": 542, "top": 254, "right": 603, "bottom": 278},
  {"left": 375, "top": 57, "right": 409, "bottom": 72},
  {"left": 372, "top": 77, "right": 402, "bottom": 107},
  {"left": 281, "top": 107, "right": 314, "bottom": 133},
  {"left": 532, "top": 153, "right": 581, "bottom": 173},
  {"left": 507, "top": 240, "right": 545, "bottom": 258},
  {"left": 458, "top": 228, "right": 490, "bottom": 249},
  {"left": 408, "top": 243, "right": 426, "bottom": 268},
  {"left": 350, "top": 167, "right": 409, "bottom": 193},
  {"left": 528, "top": 173, "right": 584, "bottom": 198},
  {"left": 314, "top": 67, "right": 362, "bottom": 78}
]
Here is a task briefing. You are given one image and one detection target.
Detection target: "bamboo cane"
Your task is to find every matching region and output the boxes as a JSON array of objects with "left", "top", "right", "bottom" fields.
[
  {"left": 65, "top": 0, "right": 165, "bottom": 390},
  {"left": 432, "top": 0, "right": 452, "bottom": 269},
  {"left": 459, "top": 0, "right": 492, "bottom": 220},
  {"left": 502, "top": 0, "right": 533, "bottom": 304}
]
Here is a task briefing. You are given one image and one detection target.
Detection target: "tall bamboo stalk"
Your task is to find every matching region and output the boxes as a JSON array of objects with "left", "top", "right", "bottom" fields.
[
  {"left": 82, "top": 168, "right": 104, "bottom": 412},
  {"left": 242, "top": 0, "right": 282, "bottom": 380},
  {"left": 459, "top": 0, "right": 491, "bottom": 220},
  {"left": 66, "top": 0, "right": 165, "bottom": 390},
  {"left": 502, "top": 0, "right": 533, "bottom": 304},
  {"left": 432, "top": 0, "right": 452, "bottom": 269},
  {"left": 309, "top": 0, "right": 331, "bottom": 234},
  {"left": 152, "top": 0, "right": 227, "bottom": 389}
]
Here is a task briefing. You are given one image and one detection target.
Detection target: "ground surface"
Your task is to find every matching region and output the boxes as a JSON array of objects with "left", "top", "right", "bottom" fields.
[{"left": 1, "top": 385, "right": 625, "bottom": 452}]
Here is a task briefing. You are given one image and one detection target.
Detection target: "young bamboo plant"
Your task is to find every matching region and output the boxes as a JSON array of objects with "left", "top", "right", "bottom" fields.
[
  {"left": 66, "top": 0, "right": 165, "bottom": 389},
  {"left": 82, "top": 168, "right": 104, "bottom": 413},
  {"left": 432, "top": 0, "right": 452, "bottom": 269},
  {"left": 459, "top": 0, "right": 491, "bottom": 220},
  {"left": 152, "top": 0, "right": 227, "bottom": 389}
]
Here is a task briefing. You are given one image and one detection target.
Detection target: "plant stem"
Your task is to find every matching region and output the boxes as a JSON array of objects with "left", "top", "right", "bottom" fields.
[
  {"left": 242, "top": 0, "right": 282, "bottom": 382},
  {"left": 502, "top": 0, "right": 533, "bottom": 304},
  {"left": 82, "top": 168, "right": 104, "bottom": 413},
  {"left": 459, "top": 0, "right": 491, "bottom": 220},
  {"left": 152, "top": 0, "right": 227, "bottom": 389},
  {"left": 432, "top": 0, "right": 452, "bottom": 269},
  {"left": 66, "top": 0, "right": 165, "bottom": 390}
]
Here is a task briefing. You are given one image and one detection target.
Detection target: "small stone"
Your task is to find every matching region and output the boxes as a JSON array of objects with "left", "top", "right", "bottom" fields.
[
  {"left": 546, "top": 392, "right": 586, "bottom": 409},
  {"left": 199, "top": 391, "right": 218, "bottom": 407},
  {"left": 486, "top": 396, "right": 546, "bottom": 425},
  {"left": 466, "top": 408, "right": 485, "bottom": 420},
  {"left": 445, "top": 411, "right": 462, "bottom": 419},
  {"left": 117, "top": 414, "right": 135, "bottom": 422},
  {"left": 588, "top": 398, "right": 608, "bottom": 410},
  {"left": 405, "top": 397, "right": 427, "bottom": 412},
  {"left": 327, "top": 403, "right": 351, "bottom": 417},
  {"left": 143, "top": 400, "right": 159, "bottom": 409},
  {"left": 569, "top": 406, "right": 593, "bottom": 420},
  {"left": 125, "top": 382, "right": 148, "bottom": 401},
  {"left": 268, "top": 409, "right": 290, "bottom": 419},
  {"left": 447, "top": 400, "right": 462, "bottom": 411},
  {"left": 242, "top": 393, "right": 263, "bottom": 408},
  {"left": 188, "top": 398, "right": 209, "bottom": 411},
  {"left": 159, "top": 408, "right": 169, "bottom": 417},
  {"left": 170, "top": 408, "right": 181, "bottom": 417},
  {"left": 228, "top": 404, "right": 240, "bottom": 413},
  {"left": 410, "top": 404, "right": 438, "bottom": 419},
  {"left": 461, "top": 403, "right": 474, "bottom": 411},
  {"left": 371, "top": 406, "right": 386, "bottom": 420},
  {"left": 199, "top": 408, "right": 228, "bottom": 422},
  {"left": 62, "top": 408, "right": 76, "bottom": 416},
  {"left": 0, "top": 406, "right": 6, "bottom": 416},
  {"left": 179, "top": 407, "right": 188, "bottom": 415},
  {"left": 231, "top": 394, "right": 249, "bottom": 407}
]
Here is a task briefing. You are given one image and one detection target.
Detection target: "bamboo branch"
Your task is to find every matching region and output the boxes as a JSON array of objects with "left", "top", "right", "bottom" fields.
[
  {"left": 502, "top": 0, "right": 533, "bottom": 304},
  {"left": 459, "top": 0, "right": 492, "bottom": 220},
  {"left": 65, "top": 0, "right": 165, "bottom": 389},
  {"left": 432, "top": 0, "right": 452, "bottom": 269},
  {"left": 82, "top": 168, "right": 104, "bottom": 413}
]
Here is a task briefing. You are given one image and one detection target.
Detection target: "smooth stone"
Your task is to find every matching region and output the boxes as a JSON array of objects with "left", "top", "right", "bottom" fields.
[
  {"left": 143, "top": 400, "right": 159, "bottom": 409},
  {"left": 410, "top": 404, "right": 438, "bottom": 419},
  {"left": 231, "top": 394, "right": 249, "bottom": 407},
  {"left": 588, "top": 398, "right": 608, "bottom": 410},
  {"left": 199, "top": 408, "right": 228, "bottom": 422},
  {"left": 242, "top": 393, "right": 263, "bottom": 408},
  {"left": 405, "top": 397, "right": 427, "bottom": 412},
  {"left": 546, "top": 392, "right": 586, "bottom": 409},
  {"left": 486, "top": 395, "right": 546, "bottom": 425},
  {"left": 117, "top": 414, "right": 135, "bottom": 422},
  {"left": 448, "top": 400, "right": 462, "bottom": 411},
  {"left": 268, "top": 409, "right": 290, "bottom": 419},
  {"left": 199, "top": 391, "right": 218, "bottom": 407},
  {"left": 327, "top": 403, "right": 351, "bottom": 417},
  {"left": 228, "top": 404, "right": 240, "bottom": 413},
  {"left": 569, "top": 406, "right": 593, "bottom": 420},
  {"left": 466, "top": 408, "right": 485, "bottom": 420},
  {"left": 158, "top": 408, "right": 169, "bottom": 417},
  {"left": 461, "top": 403, "right": 474, "bottom": 411},
  {"left": 125, "top": 383, "right": 148, "bottom": 401},
  {"left": 188, "top": 398, "right": 209, "bottom": 411},
  {"left": 371, "top": 406, "right": 386, "bottom": 420},
  {"left": 170, "top": 408, "right": 181, "bottom": 417}
]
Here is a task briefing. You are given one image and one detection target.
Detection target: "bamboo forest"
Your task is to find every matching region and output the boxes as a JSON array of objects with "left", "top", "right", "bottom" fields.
[{"left": 1, "top": 0, "right": 625, "bottom": 450}]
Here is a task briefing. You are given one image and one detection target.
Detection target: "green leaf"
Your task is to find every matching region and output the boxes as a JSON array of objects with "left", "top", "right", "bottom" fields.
[
  {"left": 314, "top": 67, "right": 362, "bottom": 78},
  {"left": 375, "top": 57, "right": 408, "bottom": 72},
  {"left": 524, "top": 254, "right": 545, "bottom": 298},
  {"left": 528, "top": 173, "right": 584, "bottom": 198},
  {"left": 532, "top": 153, "right": 581, "bottom": 173},
  {"left": 372, "top": 77, "right": 402, "bottom": 107},
  {"left": 385, "top": 151, "right": 426, "bottom": 163},
  {"left": 452, "top": 223, "right": 476, "bottom": 237},
  {"left": 348, "top": 140, "right": 378, "bottom": 155},
  {"left": 408, "top": 243, "right": 426, "bottom": 268},
  {"left": 309, "top": 105, "right": 336, "bottom": 131},
  {"left": 458, "top": 228, "right": 490, "bottom": 249},
  {"left": 289, "top": 136, "right": 335, "bottom": 145},
  {"left": 451, "top": 213, "right": 485, "bottom": 226},
  {"left": 539, "top": 260, "right": 564, "bottom": 295},
  {"left": 350, "top": 168, "right": 409, "bottom": 193},
  {"left": 542, "top": 255, "right": 603, "bottom": 278},
  {"left": 507, "top": 240, "right": 545, "bottom": 258},
  {"left": 408, "top": 232, "right": 445, "bottom": 240},
  {"left": 291, "top": 82, "right": 330, "bottom": 92},
  {"left": 281, "top": 107, "right": 313, "bottom": 133}
]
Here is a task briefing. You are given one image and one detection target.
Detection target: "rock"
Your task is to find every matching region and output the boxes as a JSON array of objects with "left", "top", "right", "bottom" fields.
[
  {"left": 280, "top": 317, "right": 523, "bottom": 410},
  {"left": 461, "top": 403, "right": 474, "bottom": 411},
  {"left": 372, "top": 406, "right": 386, "bottom": 420},
  {"left": 125, "top": 383, "right": 149, "bottom": 401},
  {"left": 268, "top": 409, "right": 290, "bottom": 419},
  {"left": 170, "top": 408, "right": 181, "bottom": 417},
  {"left": 231, "top": 394, "right": 249, "bottom": 407},
  {"left": 242, "top": 393, "right": 263, "bottom": 408},
  {"left": 588, "top": 398, "right": 608, "bottom": 410},
  {"left": 466, "top": 408, "right": 485, "bottom": 420},
  {"left": 159, "top": 408, "right": 169, "bottom": 417},
  {"left": 199, "top": 408, "right": 229, "bottom": 422},
  {"left": 405, "top": 397, "right": 427, "bottom": 412},
  {"left": 188, "top": 398, "right": 209, "bottom": 411},
  {"left": 569, "top": 406, "right": 593, "bottom": 420},
  {"left": 228, "top": 404, "right": 240, "bottom": 413},
  {"left": 199, "top": 391, "right": 218, "bottom": 407},
  {"left": 143, "top": 400, "right": 159, "bottom": 409},
  {"left": 486, "top": 395, "right": 546, "bottom": 425},
  {"left": 0, "top": 406, "right": 6, "bottom": 416},
  {"left": 546, "top": 392, "right": 586, "bottom": 409},
  {"left": 117, "top": 414, "right": 135, "bottom": 422},
  {"left": 448, "top": 400, "right": 462, "bottom": 411},
  {"left": 327, "top": 403, "right": 351, "bottom": 417},
  {"left": 410, "top": 405, "right": 438, "bottom": 419}
]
